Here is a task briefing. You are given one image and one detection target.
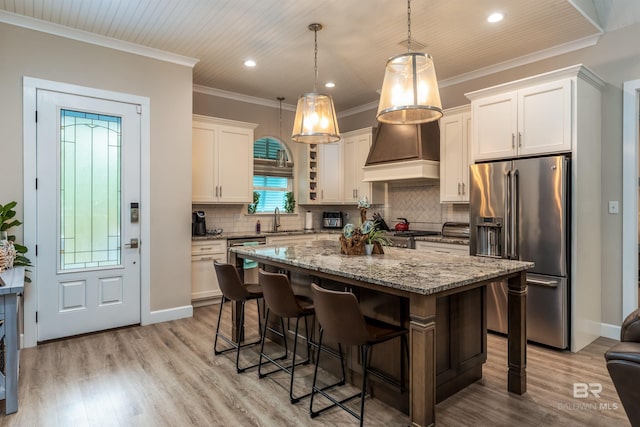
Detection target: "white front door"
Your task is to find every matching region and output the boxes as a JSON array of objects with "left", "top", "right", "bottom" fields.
[{"left": 36, "top": 89, "right": 141, "bottom": 341}]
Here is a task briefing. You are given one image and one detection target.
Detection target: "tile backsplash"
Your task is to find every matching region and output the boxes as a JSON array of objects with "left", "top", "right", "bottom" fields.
[
  {"left": 386, "top": 181, "right": 469, "bottom": 231},
  {"left": 194, "top": 182, "right": 469, "bottom": 234}
]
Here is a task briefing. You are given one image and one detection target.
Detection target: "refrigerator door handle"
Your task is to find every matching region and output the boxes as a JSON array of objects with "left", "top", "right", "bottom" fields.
[
  {"left": 504, "top": 170, "right": 512, "bottom": 258},
  {"left": 527, "top": 278, "right": 559, "bottom": 288},
  {"left": 512, "top": 169, "right": 519, "bottom": 259}
]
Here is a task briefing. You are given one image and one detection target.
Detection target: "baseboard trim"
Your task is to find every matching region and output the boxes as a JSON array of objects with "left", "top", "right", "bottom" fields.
[
  {"left": 600, "top": 322, "right": 621, "bottom": 341},
  {"left": 147, "top": 305, "right": 193, "bottom": 325}
]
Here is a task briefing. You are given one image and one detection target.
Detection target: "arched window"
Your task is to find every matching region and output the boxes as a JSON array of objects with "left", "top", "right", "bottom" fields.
[{"left": 252, "top": 137, "right": 293, "bottom": 213}]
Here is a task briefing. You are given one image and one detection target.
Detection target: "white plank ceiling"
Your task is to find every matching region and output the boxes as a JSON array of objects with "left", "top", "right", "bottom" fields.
[{"left": 1, "top": 0, "right": 638, "bottom": 111}]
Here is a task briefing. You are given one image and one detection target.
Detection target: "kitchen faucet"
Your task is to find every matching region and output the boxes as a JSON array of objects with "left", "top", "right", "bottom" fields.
[{"left": 273, "top": 207, "right": 281, "bottom": 232}]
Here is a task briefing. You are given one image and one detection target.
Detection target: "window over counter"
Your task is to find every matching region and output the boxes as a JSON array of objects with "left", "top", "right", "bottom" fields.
[{"left": 252, "top": 137, "right": 294, "bottom": 213}]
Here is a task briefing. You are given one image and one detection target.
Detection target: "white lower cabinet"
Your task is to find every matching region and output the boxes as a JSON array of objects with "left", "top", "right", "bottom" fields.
[
  {"left": 414, "top": 241, "right": 469, "bottom": 256},
  {"left": 191, "top": 240, "right": 226, "bottom": 305}
]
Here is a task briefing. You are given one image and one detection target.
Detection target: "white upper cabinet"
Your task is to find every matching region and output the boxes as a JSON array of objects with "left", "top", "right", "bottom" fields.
[
  {"left": 342, "top": 128, "right": 374, "bottom": 204},
  {"left": 440, "top": 106, "right": 471, "bottom": 203},
  {"left": 517, "top": 80, "right": 572, "bottom": 157},
  {"left": 192, "top": 115, "right": 257, "bottom": 203},
  {"left": 297, "top": 140, "right": 343, "bottom": 204},
  {"left": 317, "top": 141, "right": 343, "bottom": 203},
  {"left": 470, "top": 78, "right": 572, "bottom": 161}
]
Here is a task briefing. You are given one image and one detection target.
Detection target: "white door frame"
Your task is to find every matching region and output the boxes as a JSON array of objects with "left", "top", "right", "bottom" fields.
[
  {"left": 622, "top": 79, "right": 640, "bottom": 322},
  {"left": 22, "top": 77, "right": 151, "bottom": 348}
]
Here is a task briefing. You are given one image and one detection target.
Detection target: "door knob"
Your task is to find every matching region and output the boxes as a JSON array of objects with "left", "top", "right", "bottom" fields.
[{"left": 125, "top": 238, "right": 139, "bottom": 249}]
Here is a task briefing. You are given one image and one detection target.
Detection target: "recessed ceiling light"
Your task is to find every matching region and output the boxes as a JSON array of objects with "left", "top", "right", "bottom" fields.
[
  {"left": 244, "top": 59, "right": 256, "bottom": 67},
  {"left": 325, "top": 82, "right": 335, "bottom": 88},
  {"left": 487, "top": 12, "right": 504, "bottom": 23}
]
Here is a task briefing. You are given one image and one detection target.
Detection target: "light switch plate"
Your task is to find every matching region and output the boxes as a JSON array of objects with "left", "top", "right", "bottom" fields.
[{"left": 608, "top": 201, "right": 619, "bottom": 214}]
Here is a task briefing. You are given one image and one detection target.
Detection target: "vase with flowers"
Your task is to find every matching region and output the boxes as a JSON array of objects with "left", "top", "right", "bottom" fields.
[{"left": 339, "top": 219, "right": 390, "bottom": 255}]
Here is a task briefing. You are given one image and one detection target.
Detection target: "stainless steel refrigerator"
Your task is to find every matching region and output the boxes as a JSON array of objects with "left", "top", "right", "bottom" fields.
[{"left": 469, "top": 155, "right": 569, "bottom": 349}]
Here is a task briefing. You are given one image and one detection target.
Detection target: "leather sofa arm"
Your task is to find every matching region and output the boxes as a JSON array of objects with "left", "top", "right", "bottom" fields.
[
  {"left": 621, "top": 308, "right": 640, "bottom": 342},
  {"left": 605, "top": 342, "right": 640, "bottom": 364}
]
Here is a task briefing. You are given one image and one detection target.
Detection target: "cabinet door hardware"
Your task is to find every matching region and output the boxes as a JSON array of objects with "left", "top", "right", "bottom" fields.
[
  {"left": 511, "top": 133, "right": 515, "bottom": 149},
  {"left": 458, "top": 183, "right": 461, "bottom": 195},
  {"left": 518, "top": 132, "right": 522, "bottom": 147}
]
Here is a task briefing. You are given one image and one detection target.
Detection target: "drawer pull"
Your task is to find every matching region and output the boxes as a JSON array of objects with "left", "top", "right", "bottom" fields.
[{"left": 198, "top": 256, "right": 214, "bottom": 261}]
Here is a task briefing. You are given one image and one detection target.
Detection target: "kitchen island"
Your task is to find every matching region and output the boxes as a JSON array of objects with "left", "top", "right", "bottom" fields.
[{"left": 229, "top": 240, "right": 533, "bottom": 427}]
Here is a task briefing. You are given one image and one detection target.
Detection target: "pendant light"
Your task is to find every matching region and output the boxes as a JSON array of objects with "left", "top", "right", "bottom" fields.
[
  {"left": 291, "top": 23, "right": 340, "bottom": 144},
  {"left": 377, "top": 0, "right": 443, "bottom": 124},
  {"left": 276, "top": 96, "right": 287, "bottom": 167}
]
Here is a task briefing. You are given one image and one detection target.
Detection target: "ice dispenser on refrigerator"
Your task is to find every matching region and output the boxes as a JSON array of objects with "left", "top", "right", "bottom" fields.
[{"left": 475, "top": 217, "right": 503, "bottom": 258}]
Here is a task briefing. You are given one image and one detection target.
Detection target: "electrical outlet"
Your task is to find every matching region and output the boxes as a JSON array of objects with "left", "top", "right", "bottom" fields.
[{"left": 608, "top": 201, "right": 619, "bottom": 214}]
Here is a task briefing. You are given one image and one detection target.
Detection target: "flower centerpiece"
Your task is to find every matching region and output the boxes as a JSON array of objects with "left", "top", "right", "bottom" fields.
[{"left": 339, "top": 219, "right": 390, "bottom": 255}]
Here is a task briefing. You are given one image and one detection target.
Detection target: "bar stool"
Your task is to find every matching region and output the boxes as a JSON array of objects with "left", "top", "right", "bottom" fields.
[
  {"left": 213, "top": 261, "right": 267, "bottom": 373},
  {"left": 309, "top": 283, "right": 408, "bottom": 427},
  {"left": 257, "top": 269, "right": 315, "bottom": 403}
]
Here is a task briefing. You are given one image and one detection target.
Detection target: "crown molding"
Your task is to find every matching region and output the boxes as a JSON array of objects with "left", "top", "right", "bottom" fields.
[
  {"left": 0, "top": 10, "right": 199, "bottom": 68},
  {"left": 337, "top": 101, "right": 379, "bottom": 118},
  {"left": 192, "top": 85, "right": 297, "bottom": 111},
  {"left": 438, "top": 33, "right": 602, "bottom": 88}
]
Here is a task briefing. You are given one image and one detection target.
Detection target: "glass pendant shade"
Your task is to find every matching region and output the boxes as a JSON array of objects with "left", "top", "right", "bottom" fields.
[
  {"left": 377, "top": 52, "right": 443, "bottom": 124},
  {"left": 292, "top": 92, "right": 340, "bottom": 144}
]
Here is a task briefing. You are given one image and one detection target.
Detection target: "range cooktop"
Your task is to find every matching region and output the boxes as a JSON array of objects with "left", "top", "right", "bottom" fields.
[{"left": 392, "top": 230, "right": 441, "bottom": 237}]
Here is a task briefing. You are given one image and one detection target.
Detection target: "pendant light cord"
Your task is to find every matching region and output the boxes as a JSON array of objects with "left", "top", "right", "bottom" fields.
[
  {"left": 407, "top": 0, "right": 412, "bottom": 52},
  {"left": 313, "top": 27, "right": 318, "bottom": 92},
  {"left": 278, "top": 97, "right": 284, "bottom": 139}
]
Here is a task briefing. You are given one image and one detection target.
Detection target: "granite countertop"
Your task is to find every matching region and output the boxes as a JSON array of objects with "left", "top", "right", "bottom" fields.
[
  {"left": 230, "top": 240, "right": 533, "bottom": 296},
  {"left": 414, "top": 235, "right": 470, "bottom": 245},
  {"left": 192, "top": 229, "right": 341, "bottom": 241}
]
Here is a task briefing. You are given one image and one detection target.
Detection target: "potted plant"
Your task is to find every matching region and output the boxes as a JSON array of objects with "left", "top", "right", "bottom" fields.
[
  {"left": 361, "top": 220, "right": 390, "bottom": 255},
  {"left": 364, "top": 228, "right": 391, "bottom": 255},
  {"left": 284, "top": 191, "right": 296, "bottom": 213},
  {"left": 248, "top": 191, "right": 260, "bottom": 214},
  {"left": 0, "top": 201, "right": 31, "bottom": 270}
]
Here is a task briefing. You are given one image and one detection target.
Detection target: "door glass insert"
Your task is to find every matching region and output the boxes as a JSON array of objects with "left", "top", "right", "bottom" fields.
[{"left": 60, "top": 109, "right": 121, "bottom": 271}]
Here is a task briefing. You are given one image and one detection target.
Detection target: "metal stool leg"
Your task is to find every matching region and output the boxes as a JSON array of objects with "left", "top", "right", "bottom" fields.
[{"left": 213, "top": 296, "right": 226, "bottom": 355}]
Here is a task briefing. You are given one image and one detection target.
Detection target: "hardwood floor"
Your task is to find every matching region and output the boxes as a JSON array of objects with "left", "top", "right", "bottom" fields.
[{"left": 2, "top": 304, "right": 629, "bottom": 426}]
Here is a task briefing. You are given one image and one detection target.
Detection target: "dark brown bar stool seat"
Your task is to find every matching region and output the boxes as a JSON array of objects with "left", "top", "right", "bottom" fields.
[
  {"left": 309, "top": 283, "right": 408, "bottom": 427},
  {"left": 213, "top": 261, "right": 266, "bottom": 373},
  {"left": 257, "top": 269, "right": 317, "bottom": 403}
]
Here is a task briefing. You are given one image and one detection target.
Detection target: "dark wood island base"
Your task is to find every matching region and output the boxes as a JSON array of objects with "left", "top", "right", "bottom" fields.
[{"left": 229, "top": 241, "right": 531, "bottom": 427}]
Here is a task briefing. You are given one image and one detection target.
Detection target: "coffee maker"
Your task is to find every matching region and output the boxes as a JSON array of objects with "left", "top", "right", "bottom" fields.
[{"left": 192, "top": 211, "right": 206, "bottom": 236}]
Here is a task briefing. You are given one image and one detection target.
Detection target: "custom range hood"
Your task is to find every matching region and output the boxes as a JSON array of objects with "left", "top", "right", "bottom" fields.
[{"left": 362, "top": 122, "right": 440, "bottom": 182}]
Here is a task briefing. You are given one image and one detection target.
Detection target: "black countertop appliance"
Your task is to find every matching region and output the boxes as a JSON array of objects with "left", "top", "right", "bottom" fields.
[
  {"left": 192, "top": 211, "right": 206, "bottom": 236},
  {"left": 322, "top": 211, "right": 343, "bottom": 229}
]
